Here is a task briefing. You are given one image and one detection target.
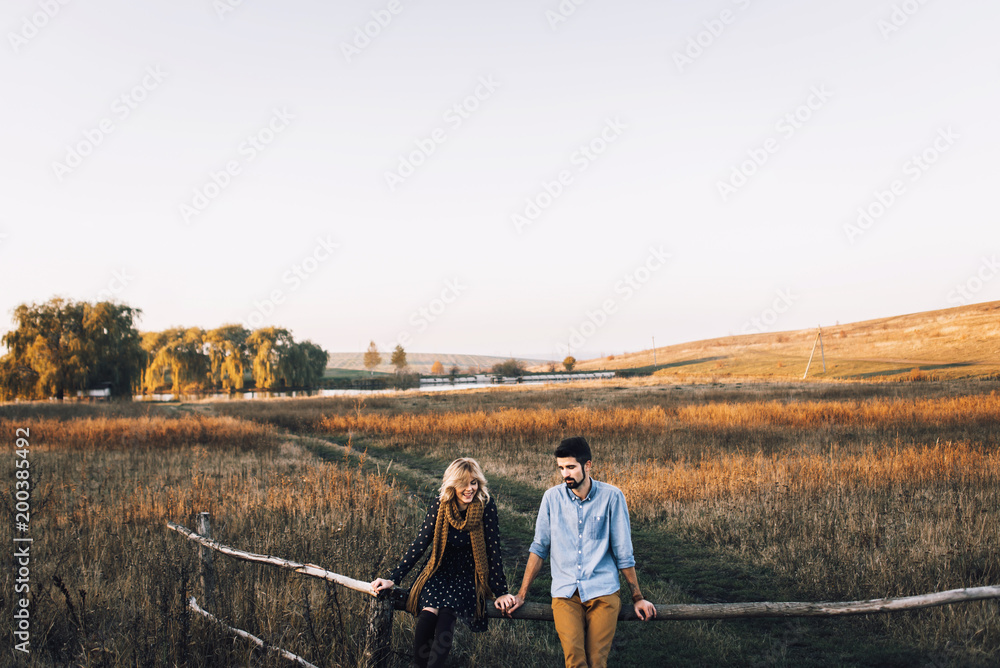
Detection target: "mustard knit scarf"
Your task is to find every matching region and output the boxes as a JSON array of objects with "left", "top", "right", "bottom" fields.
[{"left": 406, "top": 498, "right": 493, "bottom": 618}]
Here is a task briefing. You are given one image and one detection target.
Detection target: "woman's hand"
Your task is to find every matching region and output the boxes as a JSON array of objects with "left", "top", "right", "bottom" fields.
[
  {"left": 494, "top": 594, "right": 522, "bottom": 616},
  {"left": 370, "top": 578, "right": 395, "bottom": 595}
]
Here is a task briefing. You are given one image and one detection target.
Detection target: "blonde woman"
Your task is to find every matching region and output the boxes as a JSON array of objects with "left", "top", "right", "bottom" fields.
[{"left": 371, "top": 458, "right": 512, "bottom": 668}]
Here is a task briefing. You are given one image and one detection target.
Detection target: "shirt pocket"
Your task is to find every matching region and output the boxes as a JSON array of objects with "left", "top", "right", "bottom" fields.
[{"left": 588, "top": 514, "right": 607, "bottom": 540}]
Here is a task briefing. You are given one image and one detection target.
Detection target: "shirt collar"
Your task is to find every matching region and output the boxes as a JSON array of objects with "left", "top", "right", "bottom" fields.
[{"left": 563, "top": 477, "right": 598, "bottom": 503}]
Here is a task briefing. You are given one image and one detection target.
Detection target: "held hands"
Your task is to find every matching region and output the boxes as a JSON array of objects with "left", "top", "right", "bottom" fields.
[
  {"left": 494, "top": 593, "right": 524, "bottom": 616},
  {"left": 370, "top": 578, "right": 394, "bottom": 595},
  {"left": 633, "top": 598, "right": 657, "bottom": 621}
]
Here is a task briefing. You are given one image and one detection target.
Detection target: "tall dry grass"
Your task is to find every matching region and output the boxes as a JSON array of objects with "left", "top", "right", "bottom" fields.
[
  {"left": 0, "top": 410, "right": 420, "bottom": 667},
  {"left": 605, "top": 441, "right": 1000, "bottom": 592},
  {"left": 5, "top": 414, "right": 276, "bottom": 451},
  {"left": 8, "top": 382, "right": 995, "bottom": 664},
  {"left": 232, "top": 386, "right": 1000, "bottom": 663},
  {"left": 218, "top": 386, "right": 1000, "bottom": 455}
]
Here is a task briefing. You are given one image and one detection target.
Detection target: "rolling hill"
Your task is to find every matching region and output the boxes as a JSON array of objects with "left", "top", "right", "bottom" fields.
[{"left": 573, "top": 300, "right": 1000, "bottom": 381}]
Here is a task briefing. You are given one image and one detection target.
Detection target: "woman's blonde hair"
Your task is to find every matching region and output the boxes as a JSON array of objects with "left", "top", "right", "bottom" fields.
[{"left": 439, "top": 458, "right": 490, "bottom": 505}]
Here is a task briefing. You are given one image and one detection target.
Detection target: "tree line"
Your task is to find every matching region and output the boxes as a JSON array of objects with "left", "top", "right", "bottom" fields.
[{"left": 0, "top": 298, "right": 329, "bottom": 401}]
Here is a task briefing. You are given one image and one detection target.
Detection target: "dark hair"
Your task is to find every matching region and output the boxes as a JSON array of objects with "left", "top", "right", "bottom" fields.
[{"left": 555, "top": 436, "right": 592, "bottom": 465}]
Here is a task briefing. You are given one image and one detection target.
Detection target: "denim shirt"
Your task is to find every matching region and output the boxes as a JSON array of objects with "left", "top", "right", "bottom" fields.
[{"left": 528, "top": 479, "right": 636, "bottom": 602}]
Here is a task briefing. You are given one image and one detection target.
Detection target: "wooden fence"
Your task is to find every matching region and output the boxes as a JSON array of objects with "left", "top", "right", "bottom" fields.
[{"left": 168, "top": 514, "right": 1000, "bottom": 668}]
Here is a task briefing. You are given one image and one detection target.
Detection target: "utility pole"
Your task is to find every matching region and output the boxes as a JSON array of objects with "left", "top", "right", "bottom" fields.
[
  {"left": 818, "top": 326, "right": 826, "bottom": 373},
  {"left": 802, "top": 326, "right": 826, "bottom": 379}
]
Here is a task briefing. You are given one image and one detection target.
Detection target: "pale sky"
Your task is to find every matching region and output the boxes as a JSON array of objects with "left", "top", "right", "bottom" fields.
[{"left": 2, "top": 0, "right": 998, "bottom": 360}]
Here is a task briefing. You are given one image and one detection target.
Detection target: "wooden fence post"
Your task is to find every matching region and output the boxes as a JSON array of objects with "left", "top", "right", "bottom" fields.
[
  {"left": 197, "top": 512, "right": 216, "bottom": 609},
  {"left": 361, "top": 591, "right": 394, "bottom": 668}
]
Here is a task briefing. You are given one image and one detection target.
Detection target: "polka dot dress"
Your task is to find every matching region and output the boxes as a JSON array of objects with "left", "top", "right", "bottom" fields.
[{"left": 389, "top": 497, "right": 508, "bottom": 632}]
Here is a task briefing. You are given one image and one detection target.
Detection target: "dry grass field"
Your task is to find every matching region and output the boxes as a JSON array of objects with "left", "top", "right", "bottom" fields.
[
  {"left": 3, "top": 375, "right": 998, "bottom": 666},
  {"left": 0, "top": 407, "right": 439, "bottom": 667},
  {"left": 217, "top": 379, "right": 1000, "bottom": 666}
]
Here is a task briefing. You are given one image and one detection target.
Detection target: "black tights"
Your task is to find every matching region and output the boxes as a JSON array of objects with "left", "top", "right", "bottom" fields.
[{"left": 412, "top": 608, "right": 457, "bottom": 668}]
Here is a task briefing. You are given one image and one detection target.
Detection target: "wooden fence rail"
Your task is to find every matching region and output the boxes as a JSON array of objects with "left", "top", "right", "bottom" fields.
[
  {"left": 167, "top": 517, "right": 1000, "bottom": 667},
  {"left": 187, "top": 596, "right": 320, "bottom": 668}
]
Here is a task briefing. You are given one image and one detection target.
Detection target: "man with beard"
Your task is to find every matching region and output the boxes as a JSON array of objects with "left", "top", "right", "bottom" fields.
[{"left": 496, "top": 436, "right": 656, "bottom": 667}]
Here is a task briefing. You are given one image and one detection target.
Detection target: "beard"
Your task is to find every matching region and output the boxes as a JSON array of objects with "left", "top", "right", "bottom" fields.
[{"left": 564, "top": 476, "right": 581, "bottom": 489}]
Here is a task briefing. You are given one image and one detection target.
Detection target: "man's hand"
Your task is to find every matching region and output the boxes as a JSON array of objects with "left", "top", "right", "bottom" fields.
[
  {"left": 370, "top": 578, "right": 394, "bottom": 595},
  {"left": 501, "top": 552, "right": 543, "bottom": 617},
  {"left": 495, "top": 593, "right": 525, "bottom": 616},
  {"left": 633, "top": 598, "right": 657, "bottom": 620}
]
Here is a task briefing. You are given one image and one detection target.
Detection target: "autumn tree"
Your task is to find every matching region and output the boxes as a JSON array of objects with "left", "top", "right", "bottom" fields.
[
  {"left": 430, "top": 360, "right": 444, "bottom": 375},
  {"left": 141, "top": 327, "right": 209, "bottom": 394},
  {"left": 2, "top": 298, "right": 87, "bottom": 400},
  {"left": 0, "top": 298, "right": 144, "bottom": 400},
  {"left": 363, "top": 341, "right": 382, "bottom": 376},
  {"left": 390, "top": 344, "right": 408, "bottom": 374},
  {"left": 83, "top": 301, "right": 146, "bottom": 397},
  {"left": 205, "top": 324, "right": 250, "bottom": 392},
  {"left": 140, "top": 326, "right": 328, "bottom": 393},
  {"left": 247, "top": 327, "right": 294, "bottom": 390},
  {"left": 563, "top": 356, "right": 577, "bottom": 371}
]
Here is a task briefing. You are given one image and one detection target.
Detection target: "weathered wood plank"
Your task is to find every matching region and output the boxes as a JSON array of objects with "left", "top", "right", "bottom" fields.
[
  {"left": 167, "top": 521, "right": 374, "bottom": 595},
  {"left": 168, "top": 521, "right": 1000, "bottom": 621},
  {"left": 188, "top": 597, "right": 319, "bottom": 668}
]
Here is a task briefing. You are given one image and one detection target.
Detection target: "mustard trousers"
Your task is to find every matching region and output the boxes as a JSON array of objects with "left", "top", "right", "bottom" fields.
[{"left": 551, "top": 592, "right": 621, "bottom": 668}]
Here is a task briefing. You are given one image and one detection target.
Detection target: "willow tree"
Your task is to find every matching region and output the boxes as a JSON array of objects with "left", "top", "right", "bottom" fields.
[
  {"left": 277, "top": 338, "right": 307, "bottom": 387},
  {"left": 0, "top": 355, "right": 37, "bottom": 402},
  {"left": 1, "top": 298, "right": 88, "bottom": 400},
  {"left": 294, "top": 340, "right": 329, "bottom": 387},
  {"left": 141, "top": 327, "right": 209, "bottom": 394},
  {"left": 205, "top": 324, "right": 249, "bottom": 391},
  {"left": 0, "top": 297, "right": 143, "bottom": 400},
  {"left": 247, "top": 327, "right": 293, "bottom": 390},
  {"left": 83, "top": 301, "right": 146, "bottom": 397}
]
